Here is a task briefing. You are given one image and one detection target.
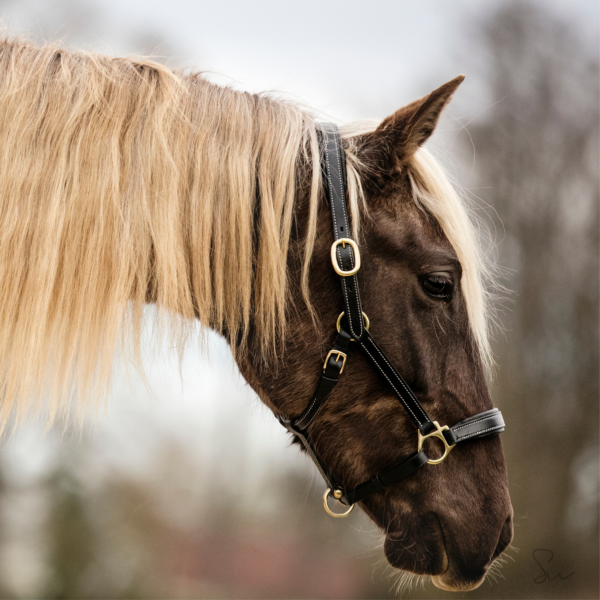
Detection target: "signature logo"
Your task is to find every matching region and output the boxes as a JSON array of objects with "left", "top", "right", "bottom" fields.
[{"left": 532, "top": 549, "right": 575, "bottom": 584}]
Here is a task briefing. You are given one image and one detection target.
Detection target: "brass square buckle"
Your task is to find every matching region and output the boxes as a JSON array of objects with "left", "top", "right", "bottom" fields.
[
  {"left": 323, "top": 350, "right": 347, "bottom": 374},
  {"left": 330, "top": 238, "right": 361, "bottom": 277},
  {"left": 417, "top": 421, "right": 456, "bottom": 465}
]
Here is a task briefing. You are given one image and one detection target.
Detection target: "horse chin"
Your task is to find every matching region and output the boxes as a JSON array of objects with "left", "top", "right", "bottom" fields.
[
  {"left": 383, "top": 520, "right": 448, "bottom": 580},
  {"left": 431, "top": 572, "right": 486, "bottom": 592},
  {"left": 384, "top": 527, "right": 489, "bottom": 593}
]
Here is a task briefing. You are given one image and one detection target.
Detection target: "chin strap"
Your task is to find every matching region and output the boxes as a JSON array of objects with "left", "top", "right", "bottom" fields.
[{"left": 278, "top": 123, "right": 506, "bottom": 517}]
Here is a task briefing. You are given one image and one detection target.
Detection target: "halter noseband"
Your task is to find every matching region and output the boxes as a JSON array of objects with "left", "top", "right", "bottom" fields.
[{"left": 277, "top": 123, "right": 505, "bottom": 517}]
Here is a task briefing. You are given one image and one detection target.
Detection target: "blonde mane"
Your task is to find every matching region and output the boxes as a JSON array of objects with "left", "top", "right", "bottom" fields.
[
  {"left": 0, "top": 38, "right": 491, "bottom": 430},
  {"left": 406, "top": 148, "right": 495, "bottom": 374}
]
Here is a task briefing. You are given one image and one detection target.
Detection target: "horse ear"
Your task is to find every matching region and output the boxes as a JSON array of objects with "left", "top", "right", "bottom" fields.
[{"left": 359, "top": 75, "right": 465, "bottom": 176}]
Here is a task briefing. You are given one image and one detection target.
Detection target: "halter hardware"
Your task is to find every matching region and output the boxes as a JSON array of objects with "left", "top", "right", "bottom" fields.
[
  {"left": 323, "top": 488, "right": 355, "bottom": 518},
  {"left": 331, "top": 238, "right": 361, "bottom": 276},
  {"left": 324, "top": 349, "right": 347, "bottom": 374},
  {"left": 417, "top": 421, "right": 456, "bottom": 465},
  {"left": 277, "top": 123, "right": 506, "bottom": 519},
  {"left": 337, "top": 311, "right": 369, "bottom": 334}
]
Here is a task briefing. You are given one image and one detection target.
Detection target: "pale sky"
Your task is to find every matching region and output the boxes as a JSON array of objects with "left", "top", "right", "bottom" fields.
[{"left": 3, "top": 0, "right": 598, "bottom": 122}]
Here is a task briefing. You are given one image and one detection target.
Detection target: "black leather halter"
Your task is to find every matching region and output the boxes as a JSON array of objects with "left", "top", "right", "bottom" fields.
[{"left": 278, "top": 123, "right": 505, "bottom": 517}]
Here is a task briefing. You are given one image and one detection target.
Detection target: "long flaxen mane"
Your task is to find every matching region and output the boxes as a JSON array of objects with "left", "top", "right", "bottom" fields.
[{"left": 0, "top": 37, "right": 493, "bottom": 430}]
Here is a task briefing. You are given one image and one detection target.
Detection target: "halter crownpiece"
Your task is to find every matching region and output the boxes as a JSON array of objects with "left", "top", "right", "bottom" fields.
[{"left": 277, "top": 123, "right": 505, "bottom": 517}]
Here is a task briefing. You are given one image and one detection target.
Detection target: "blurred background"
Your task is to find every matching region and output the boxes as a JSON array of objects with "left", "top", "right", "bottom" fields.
[{"left": 0, "top": 0, "right": 597, "bottom": 598}]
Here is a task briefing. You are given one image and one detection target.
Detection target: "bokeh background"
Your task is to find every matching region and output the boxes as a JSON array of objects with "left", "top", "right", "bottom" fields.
[{"left": 0, "top": 1, "right": 597, "bottom": 598}]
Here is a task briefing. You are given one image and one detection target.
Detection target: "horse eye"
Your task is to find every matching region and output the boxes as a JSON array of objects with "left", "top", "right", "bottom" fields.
[{"left": 422, "top": 274, "right": 453, "bottom": 299}]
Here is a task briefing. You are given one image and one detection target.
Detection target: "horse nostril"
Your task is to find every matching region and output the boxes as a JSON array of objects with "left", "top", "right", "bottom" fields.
[{"left": 492, "top": 514, "right": 513, "bottom": 561}]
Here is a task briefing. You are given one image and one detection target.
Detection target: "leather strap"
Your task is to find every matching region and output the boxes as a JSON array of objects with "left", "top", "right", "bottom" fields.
[
  {"left": 343, "top": 451, "right": 429, "bottom": 505},
  {"left": 282, "top": 422, "right": 337, "bottom": 491},
  {"left": 359, "top": 331, "right": 435, "bottom": 434},
  {"left": 443, "top": 408, "right": 505, "bottom": 446},
  {"left": 318, "top": 123, "right": 365, "bottom": 341},
  {"left": 277, "top": 328, "right": 353, "bottom": 490},
  {"left": 294, "top": 329, "right": 352, "bottom": 430}
]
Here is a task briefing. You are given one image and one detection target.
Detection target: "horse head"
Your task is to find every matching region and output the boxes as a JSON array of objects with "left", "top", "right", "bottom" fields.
[{"left": 237, "top": 77, "right": 513, "bottom": 592}]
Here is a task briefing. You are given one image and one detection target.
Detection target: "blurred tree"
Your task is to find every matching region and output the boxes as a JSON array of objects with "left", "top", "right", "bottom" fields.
[
  {"left": 41, "top": 446, "right": 174, "bottom": 599},
  {"left": 464, "top": 2, "right": 599, "bottom": 598},
  {"left": 43, "top": 466, "right": 96, "bottom": 598}
]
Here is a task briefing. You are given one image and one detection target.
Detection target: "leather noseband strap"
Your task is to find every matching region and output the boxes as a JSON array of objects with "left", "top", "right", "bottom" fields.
[{"left": 278, "top": 123, "right": 505, "bottom": 516}]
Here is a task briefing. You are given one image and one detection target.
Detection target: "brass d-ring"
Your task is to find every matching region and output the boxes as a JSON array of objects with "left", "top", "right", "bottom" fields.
[
  {"left": 336, "top": 311, "right": 370, "bottom": 335},
  {"left": 417, "top": 421, "right": 456, "bottom": 465},
  {"left": 323, "top": 488, "right": 354, "bottom": 518}
]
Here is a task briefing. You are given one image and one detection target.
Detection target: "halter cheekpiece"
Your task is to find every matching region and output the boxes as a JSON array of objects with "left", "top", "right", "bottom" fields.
[{"left": 277, "top": 123, "right": 505, "bottom": 517}]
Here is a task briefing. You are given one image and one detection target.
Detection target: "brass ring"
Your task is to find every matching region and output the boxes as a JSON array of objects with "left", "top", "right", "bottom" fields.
[
  {"left": 323, "top": 488, "right": 355, "bottom": 518},
  {"left": 417, "top": 421, "right": 456, "bottom": 465},
  {"left": 336, "top": 311, "right": 370, "bottom": 334},
  {"left": 330, "top": 238, "right": 361, "bottom": 277}
]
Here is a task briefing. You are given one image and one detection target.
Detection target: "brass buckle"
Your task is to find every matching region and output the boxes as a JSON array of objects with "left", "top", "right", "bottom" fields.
[
  {"left": 417, "top": 421, "right": 456, "bottom": 465},
  {"left": 330, "top": 238, "right": 361, "bottom": 277},
  {"left": 323, "top": 350, "right": 347, "bottom": 374},
  {"left": 323, "top": 488, "right": 354, "bottom": 518},
  {"left": 336, "top": 311, "right": 370, "bottom": 336}
]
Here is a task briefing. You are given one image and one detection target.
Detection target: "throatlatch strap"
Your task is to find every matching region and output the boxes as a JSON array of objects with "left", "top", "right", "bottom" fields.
[
  {"left": 294, "top": 329, "right": 352, "bottom": 431},
  {"left": 278, "top": 328, "right": 353, "bottom": 490},
  {"left": 318, "top": 123, "right": 365, "bottom": 341}
]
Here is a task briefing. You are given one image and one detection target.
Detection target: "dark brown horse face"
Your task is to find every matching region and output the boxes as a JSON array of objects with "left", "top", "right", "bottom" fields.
[
  {"left": 345, "top": 78, "right": 512, "bottom": 591},
  {"left": 336, "top": 203, "right": 513, "bottom": 592},
  {"left": 284, "top": 182, "right": 513, "bottom": 591},
  {"left": 237, "top": 77, "right": 512, "bottom": 592}
]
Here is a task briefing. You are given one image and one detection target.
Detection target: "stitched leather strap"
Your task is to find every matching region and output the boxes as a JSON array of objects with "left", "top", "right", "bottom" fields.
[
  {"left": 443, "top": 408, "right": 505, "bottom": 446},
  {"left": 277, "top": 329, "right": 353, "bottom": 490},
  {"left": 318, "top": 123, "right": 365, "bottom": 341},
  {"left": 359, "top": 331, "right": 435, "bottom": 434},
  {"left": 294, "top": 329, "right": 352, "bottom": 430}
]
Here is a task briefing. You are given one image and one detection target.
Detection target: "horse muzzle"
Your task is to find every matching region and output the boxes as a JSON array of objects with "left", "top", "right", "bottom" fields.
[{"left": 384, "top": 510, "right": 513, "bottom": 592}]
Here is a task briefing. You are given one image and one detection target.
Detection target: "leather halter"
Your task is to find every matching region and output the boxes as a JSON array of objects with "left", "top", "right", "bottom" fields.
[{"left": 278, "top": 123, "right": 505, "bottom": 517}]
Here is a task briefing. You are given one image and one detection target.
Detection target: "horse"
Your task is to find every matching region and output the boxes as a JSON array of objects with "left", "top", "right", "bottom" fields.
[{"left": 0, "top": 37, "right": 513, "bottom": 592}]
